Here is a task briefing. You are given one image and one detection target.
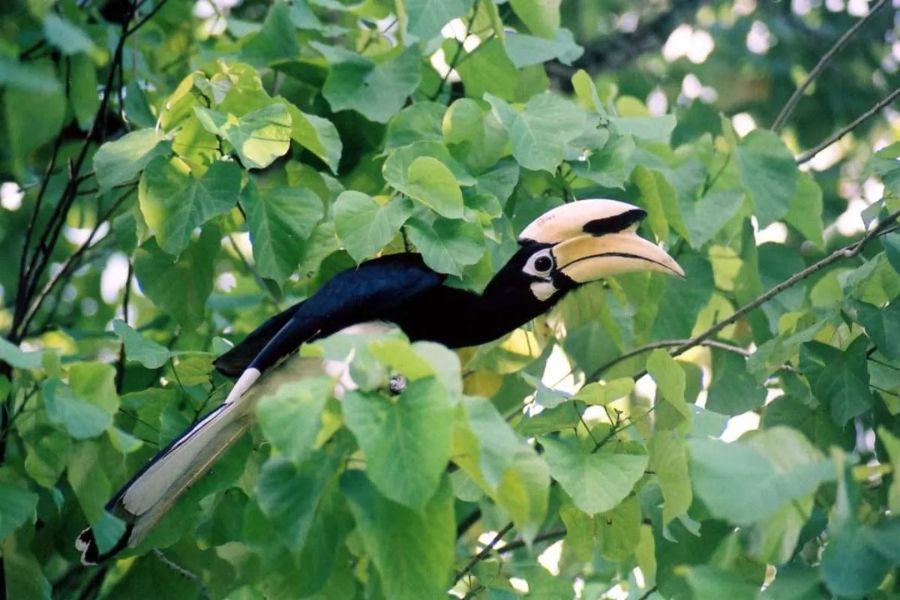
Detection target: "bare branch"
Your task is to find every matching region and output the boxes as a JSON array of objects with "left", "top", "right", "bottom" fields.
[
  {"left": 773, "top": 0, "right": 891, "bottom": 131},
  {"left": 795, "top": 87, "right": 900, "bottom": 164}
]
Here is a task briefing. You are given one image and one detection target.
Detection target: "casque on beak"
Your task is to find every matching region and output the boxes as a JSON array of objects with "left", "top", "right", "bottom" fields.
[{"left": 519, "top": 199, "right": 685, "bottom": 282}]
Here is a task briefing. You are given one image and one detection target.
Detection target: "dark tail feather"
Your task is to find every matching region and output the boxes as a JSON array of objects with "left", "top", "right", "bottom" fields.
[{"left": 213, "top": 300, "right": 304, "bottom": 377}]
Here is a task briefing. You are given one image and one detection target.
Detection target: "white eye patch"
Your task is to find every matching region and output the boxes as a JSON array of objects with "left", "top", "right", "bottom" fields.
[{"left": 523, "top": 249, "right": 555, "bottom": 279}]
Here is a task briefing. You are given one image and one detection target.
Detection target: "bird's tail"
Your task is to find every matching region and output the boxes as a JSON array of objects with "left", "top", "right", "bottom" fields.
[{"left": 76, "top": 368, "right": 262, "bottom": 564}]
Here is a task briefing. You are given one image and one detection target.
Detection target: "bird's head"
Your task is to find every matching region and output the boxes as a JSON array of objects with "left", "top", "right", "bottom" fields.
[{"left": 499, "top": 199, "right": 684, "bottom": 303}]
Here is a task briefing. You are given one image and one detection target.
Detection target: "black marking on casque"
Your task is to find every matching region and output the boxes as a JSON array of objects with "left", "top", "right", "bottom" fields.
[{"left": 582, "top": 208, "right": 647, "bottom": 236}]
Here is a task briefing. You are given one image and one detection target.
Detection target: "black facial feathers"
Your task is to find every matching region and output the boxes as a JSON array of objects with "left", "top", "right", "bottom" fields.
[{"left": 582, "top": 208, "right": 647, "bottom": 236}]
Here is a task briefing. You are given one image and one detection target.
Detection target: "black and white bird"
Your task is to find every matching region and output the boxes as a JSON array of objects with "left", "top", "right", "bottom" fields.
[{"left": 76, "top": 199, "right": 684, "bottom": 564}]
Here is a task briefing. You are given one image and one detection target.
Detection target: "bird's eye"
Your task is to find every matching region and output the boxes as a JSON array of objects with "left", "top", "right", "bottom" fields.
[{"left": 526, "top": 251, "right": 555, "bottom": 277}]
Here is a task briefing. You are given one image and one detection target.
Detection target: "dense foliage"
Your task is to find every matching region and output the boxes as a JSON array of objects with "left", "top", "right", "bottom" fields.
[{"left": 1, "top": 0, "right": 899, "bottom": 598}]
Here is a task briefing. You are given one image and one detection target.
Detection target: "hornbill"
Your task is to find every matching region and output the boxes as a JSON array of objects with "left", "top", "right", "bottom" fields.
[{"left": 76, "top": 199, "right": 684, "bottom": 564}]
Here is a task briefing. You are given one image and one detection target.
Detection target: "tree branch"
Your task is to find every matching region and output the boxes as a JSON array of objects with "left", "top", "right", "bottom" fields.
[
  {"left": 795, "top": 87, "right": 900, "bottom": 164},
  {"left": 669, "top": 209, "right": 900, "bottom": 360},
  {"left": 772, "top": 0, "right": 891, "bottom": 131}
]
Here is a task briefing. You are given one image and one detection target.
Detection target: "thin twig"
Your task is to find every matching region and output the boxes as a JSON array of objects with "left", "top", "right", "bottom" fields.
[
  {"left": 429, "top": 0, "right": 479, "bottom": 101},
  {"left": 152, "top": 550, "right": 211, "bottom": 600},
  {"left": 454, "top": 522, "right": 514, "bottom": 584},
  {"left": 772, "top": 0, "right": 890, "bottom": 131},
  {"left": 128, "top": 0, "right": 170, "bottom": 35},
  {"left": 795, "top": 87, "right": 900, "bottom": 164},
  {"left": 18, "top": 186, "right": 137, "bottom": 337},
  {"left": 493, "top": 527, "right": 567, "bottom": 555}
]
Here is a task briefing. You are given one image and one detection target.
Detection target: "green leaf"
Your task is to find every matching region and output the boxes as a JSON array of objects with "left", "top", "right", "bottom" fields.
[
  {"left": 316, "top": 44, "right": 421, "bottom": 123},
  {"left": 735, "top": 129, "right": 798, "bottom": 227},
  {"left": 453, "top": 397, "right": 549, "bottom": 542},
  {"left": 784, "top": 172, "right": 825, "bottom": 249},
  {"left": 70, "top": 54, "right": 99, "bottom": 130},
  {"left": 284, "top": 104, "right": 342, "bottom": 173},
  {"left": 256, "top": 450, "right": 340, "bottom": 552},
  {"left": 134, "top": 226, "right": 219, "bottom": 330},
  {"left": 611, "top": 114, "right": 676, "bottom": 141},
  {"left": 688, "top": 427, "right": 834, "bottom": 525},
  {"left": 706, "top": 349, "right": 767, "bottom": 415},
  {"left": 865, "top": 142, "right": 900, "bottom": 197},
  {"left": 821, "top": 518, "right": 900, "bottom": 597},
  {"left": 406, "top": 0, "right": 475, "bottom": 40},
  {"left": 573, "top": 134, "right": 633, "bottom": 189},
  {"left": 139, "top": 158, "right": 241, "bottom": 257},
  {"left": 333, "top": 192, "right": 414, "bottom": 262},
  {"left": 0, "top": 480, "right": 38, "bottom": 540},
  {"left": 42, "top": 373, "right": 115, "bottom": 440},
  {"left": 0, "top": 338, "right": 43, "bottom": 370},
  {"left": 257, "top": 377, "right": 332, "bottom": 465},
  {"left": 341, "top": 471, "right": 454, "bottom": 600},
  {"left": 648, "top": 430, "right": 692, "bottom": 524},
  {"left": 878, "top": 427, "right": 900, "bottom": 512},
  {"left": 682, "top": 189, "right": 745, "bottom": 249},
  {"left": 386, "top": 102, "right": 446, "bottom": 150},
  {"left": 646, "top": 349, "right": 689, "bottom": 429},
  {"left": 595, "top": 495, "right": 641, "bottom": 561},
  {"left": 504, "top": 29, "right": 583, "bottom": 68},
  {"left": 404, "top": 156, "right": 464, "bottom": 218},
  {"left": 196, "top": 103, "right": 293, "bottom": 169},
  {"left": 651, "top": 252, "right": 715, "bottom": 340},
  {"left": 113, "top": 319, "right": 170, "bottom": 369},
  {"left": 799, "top": 337, "right": 873, "bottom": 425},
  {"left": 43, "top": 14, "right": 95, "bottom": 55},
  {"left": 242, "top": 182, "right": 324, "bottom": 282},
  {"left": 443, "top": 98, "right": 509, "bottom": 174},
  {"left": 573, "top": 378, "right": 634, "bottom": 405},
  {"left": 541, "top": 436, "right": 648, "bottom": 515},
  {"left": 509, "top": 0, "right": 561, "bottom": 38},
  {"left": 486, "top": 92, "right": 592, "bottom": 173},
  {"left": 4, "top": 70, "right": 66, "bottom": 177},
  {"left": 343, "top": 378, "right": 454, "bottom": 509},
  {"left": 849, "top": 299, "right": 900, "bottom": 360},
  {"left": 239, "top": 0, "right": 300, "bottom": 65},
  {"left": 383, "top": 140, "right": 476, "bottom": 194},
  {"left": 683, "top": 566, "right": 760, "bottom": 600},
  {"left": 405, "top": 217, "right": 485, "bottom": 277},
  {"left": 455, "top": 38, "right": 547, "bottom": 102}
]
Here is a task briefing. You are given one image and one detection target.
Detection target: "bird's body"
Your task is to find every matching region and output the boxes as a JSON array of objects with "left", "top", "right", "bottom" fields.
[{"left": 77, "top": 199, "right": 684, "bottom": 564}]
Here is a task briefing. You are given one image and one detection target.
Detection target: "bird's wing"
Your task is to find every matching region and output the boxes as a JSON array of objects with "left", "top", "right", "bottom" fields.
[
  {"left": 215, "top": 253, "right": 446, "bottom": 375},
  {"left": 77, "top": 254, "right": 444, "bottom": 564}
]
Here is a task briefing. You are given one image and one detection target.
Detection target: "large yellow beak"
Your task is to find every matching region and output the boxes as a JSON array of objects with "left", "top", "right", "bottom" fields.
[
  {"left": 520, "top": 199, "right": 685, "bottom": 282},
  {"left": 552, "top": 232, "right": 685, "bottom": 281}
]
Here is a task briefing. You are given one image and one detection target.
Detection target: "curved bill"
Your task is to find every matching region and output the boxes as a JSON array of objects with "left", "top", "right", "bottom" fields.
[{"left": 552, "top": 232, "right": 685, "bottom": 282}]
